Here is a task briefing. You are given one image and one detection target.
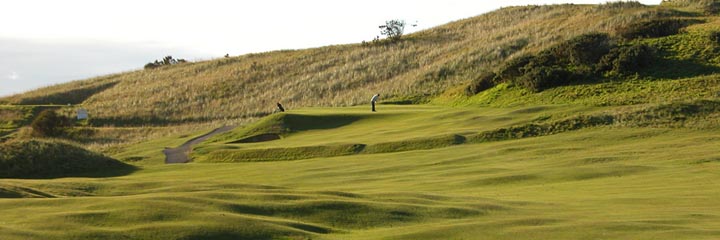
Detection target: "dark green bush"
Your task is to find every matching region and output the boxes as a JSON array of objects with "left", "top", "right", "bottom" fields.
[
  {"left": 557, "top": 33, "right": 613, "bottom": 66},
  {"left": 526, "top": 33, "right": 612, "bottom": 68},
  {"left": 144, "top": 56, "right": 188, "bottom": 70},
  {"left": 465, "top": 72, "right": 497, "bottom": 96},
  {"left": 517, "top": 66, "right": 572, "bottom": 92},
  {"left": 31, "top": 110, "right": 70, "bottom": 137},
  {"left": 495, "top": 55, "right": 534, "bottom": 82},
  {"left": 616, "top": 18, "right": 703, "bottom": 39},
  {"left": 598, "top": 43, "right": 655, "bottom": 75},
  {"left": 144, "top": 62, "right": 159, "bottom": 69},
  {"left": 471, "top": 32, "right": 660, "bottom": 93}
]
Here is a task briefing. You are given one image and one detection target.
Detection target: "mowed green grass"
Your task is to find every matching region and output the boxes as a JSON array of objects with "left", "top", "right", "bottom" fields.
[
  {"left": 1, "top": 105, "right": 720, "bottom": 239},
  {"left": 194, "top": 104, "right": 607, "bottom": 154}
]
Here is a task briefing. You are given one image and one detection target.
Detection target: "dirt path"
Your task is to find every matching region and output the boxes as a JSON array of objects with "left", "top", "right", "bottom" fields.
[{"left": 164, "top": 125, "right": 235, "bottom": 164}]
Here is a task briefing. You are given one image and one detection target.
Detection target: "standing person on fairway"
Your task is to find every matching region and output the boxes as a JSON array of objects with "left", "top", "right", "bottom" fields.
[{"left": 371, "top": 93, "right": 380, "bottom": 112}]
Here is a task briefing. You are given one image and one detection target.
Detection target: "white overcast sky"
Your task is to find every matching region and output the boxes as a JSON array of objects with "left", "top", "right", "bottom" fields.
[{"left": 0, "top": 0, "right": 658, "bottom": 97}]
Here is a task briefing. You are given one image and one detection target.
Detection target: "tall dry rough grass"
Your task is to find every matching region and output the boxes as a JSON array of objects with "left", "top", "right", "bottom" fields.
[{"left": 3, "top": 3, "right": 668, "bottom": 124}]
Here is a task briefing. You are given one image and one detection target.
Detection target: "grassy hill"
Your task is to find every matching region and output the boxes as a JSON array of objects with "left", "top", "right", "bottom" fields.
[
  {"left": 2, "top": 2, "right": 717, "bottom": 154},
  {"left": 2, "top": 2, "right": 702, "bottom": 124},
  {"left": 0, "top": 139, "right": 135, "bottom": 178},
  {"left": 1, "top": 1, "right": 720, "bottom": 239}
]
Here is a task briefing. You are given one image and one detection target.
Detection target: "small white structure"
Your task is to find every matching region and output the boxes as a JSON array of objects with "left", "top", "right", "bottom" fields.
[{"left": 77, "top": 108, "right": 89, "bottom": 120}]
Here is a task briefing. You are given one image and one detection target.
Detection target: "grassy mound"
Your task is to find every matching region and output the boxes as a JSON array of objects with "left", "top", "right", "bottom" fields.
[
  {"left": 208, "top": 113, "right": 363, "bottom": 144},
  {"left": 196, "top": 100, "right": 720, "bottom": 163},
  {"left": 200, "top": 144, "right": 366, "bottom": 162},
  {"left": 0, "top": 139, "right": 136, "bottom": 179},
  {"left": 198, "top": 134, "right": 467, "bottom": 162}
]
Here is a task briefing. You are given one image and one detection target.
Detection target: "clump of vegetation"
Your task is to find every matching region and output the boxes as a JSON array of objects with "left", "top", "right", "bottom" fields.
[
  {"left": 493, "top": 55, "right": 534, "bottom": 83},
  {"left": 144, "top": 56, "right": 188, "bottom": 69},
  {"left": 31, "top": 110, "right": 71, "bottom": 137},
  {"left": 0, "top": 139, "right": 135, "bottom": 178},
  {"left": 597, "top": 43, "right": 655, "bottom": 76},
  {"left": 465, "top": 72, "right": 497, "bottom": 96},
  {"left": 515, "top": 65, "right": 574, "bottom": 92},
  {"left": 468, "top": 33, "right": 618, "bottom": 93},
  {"left": 615, "top": 18, "right": 704, "bottom": 39},
  {"left": 465, "top": 28, "right": 688, "bottom": 94},
  {"left": 379, "top": 19, "right": 406, "bottom": 42},
  {"left": 558, "top": 33, "right": 614, "bottom": 66}
]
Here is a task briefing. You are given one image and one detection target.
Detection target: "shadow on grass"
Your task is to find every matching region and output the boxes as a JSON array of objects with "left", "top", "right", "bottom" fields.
[
  {"left": 1, "top": 161, "right": 138, "bottom": 180},
  {"left": 283, "top": 114, "right": 363, "bottom": 132},
  {"left": 229, "top": 133, "right": 281, "bottom": 144},
  {"left": 643, "top": 58, "right": 720, "bottom": 80},
  {"left": 14, "top": 81, "right": 119, "bottom": 105}
]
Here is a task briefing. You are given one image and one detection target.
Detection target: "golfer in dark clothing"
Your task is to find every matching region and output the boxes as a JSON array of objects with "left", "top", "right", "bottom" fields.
[
  {"left": 371, "top": 94, "right": 380, "bottom": 112},
  {"left": 276, "top": 102, "right": 285, "bottom": 112}
]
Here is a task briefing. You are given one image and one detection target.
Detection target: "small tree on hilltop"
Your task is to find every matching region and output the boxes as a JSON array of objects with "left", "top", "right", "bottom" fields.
[
  {"left": 379, "top": 19, "right": 406, "bottom": 42},
  {"left": 144, "top": 55, "right": 187, "bottom": 69}
]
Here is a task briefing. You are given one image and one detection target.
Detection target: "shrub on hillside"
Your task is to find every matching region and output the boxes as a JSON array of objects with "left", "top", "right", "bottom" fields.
[
  {"left": 616, "top": 18, "right": 703, "bottom": 39},
  {"left": 465, "top": 33, "right": 612, "bottom": 94},
  {"left": 379, "top": 19, "right": 406, "bottom": 42},
  {"left": 494, "top": 55, "right": 534, "bottom": 83},
  {"left": 465, "top": 72, "right": 498, "bottom": 96},
  {"left": 477, "top": 32, "right": 658, "bottom": 93},
  {"left": 598, "top": 43, "right": 655, "bottom": 75},
  {"left": 555, "top": 33, "right": 613, "bottom": 66},
  {"left": 144, "top": 62, "right": 159, "bottom": 69},
  {"left": 0, "top": 139, "right": 135, "bottom": 178},
  {"left": 516, "top": 66, "right": 572, "bottom": 92},
  {"left": 31, "top": 110, "right": 71, "bottom": 137},
  {"left": 144, "top": 56, "right": 188, "bottom": 69},
  {"left": 526, "top": 33, "right": 612, "bottom": 68}
]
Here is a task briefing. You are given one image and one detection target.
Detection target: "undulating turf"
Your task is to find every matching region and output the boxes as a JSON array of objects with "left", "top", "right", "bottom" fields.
[{"left": 1, "top": 104, "right": 719, "bottom": 239}]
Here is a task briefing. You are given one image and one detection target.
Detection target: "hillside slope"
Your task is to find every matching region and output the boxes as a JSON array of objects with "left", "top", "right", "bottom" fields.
[{"left": 1, "top": 3, "right": 693, "bottom": 125}]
